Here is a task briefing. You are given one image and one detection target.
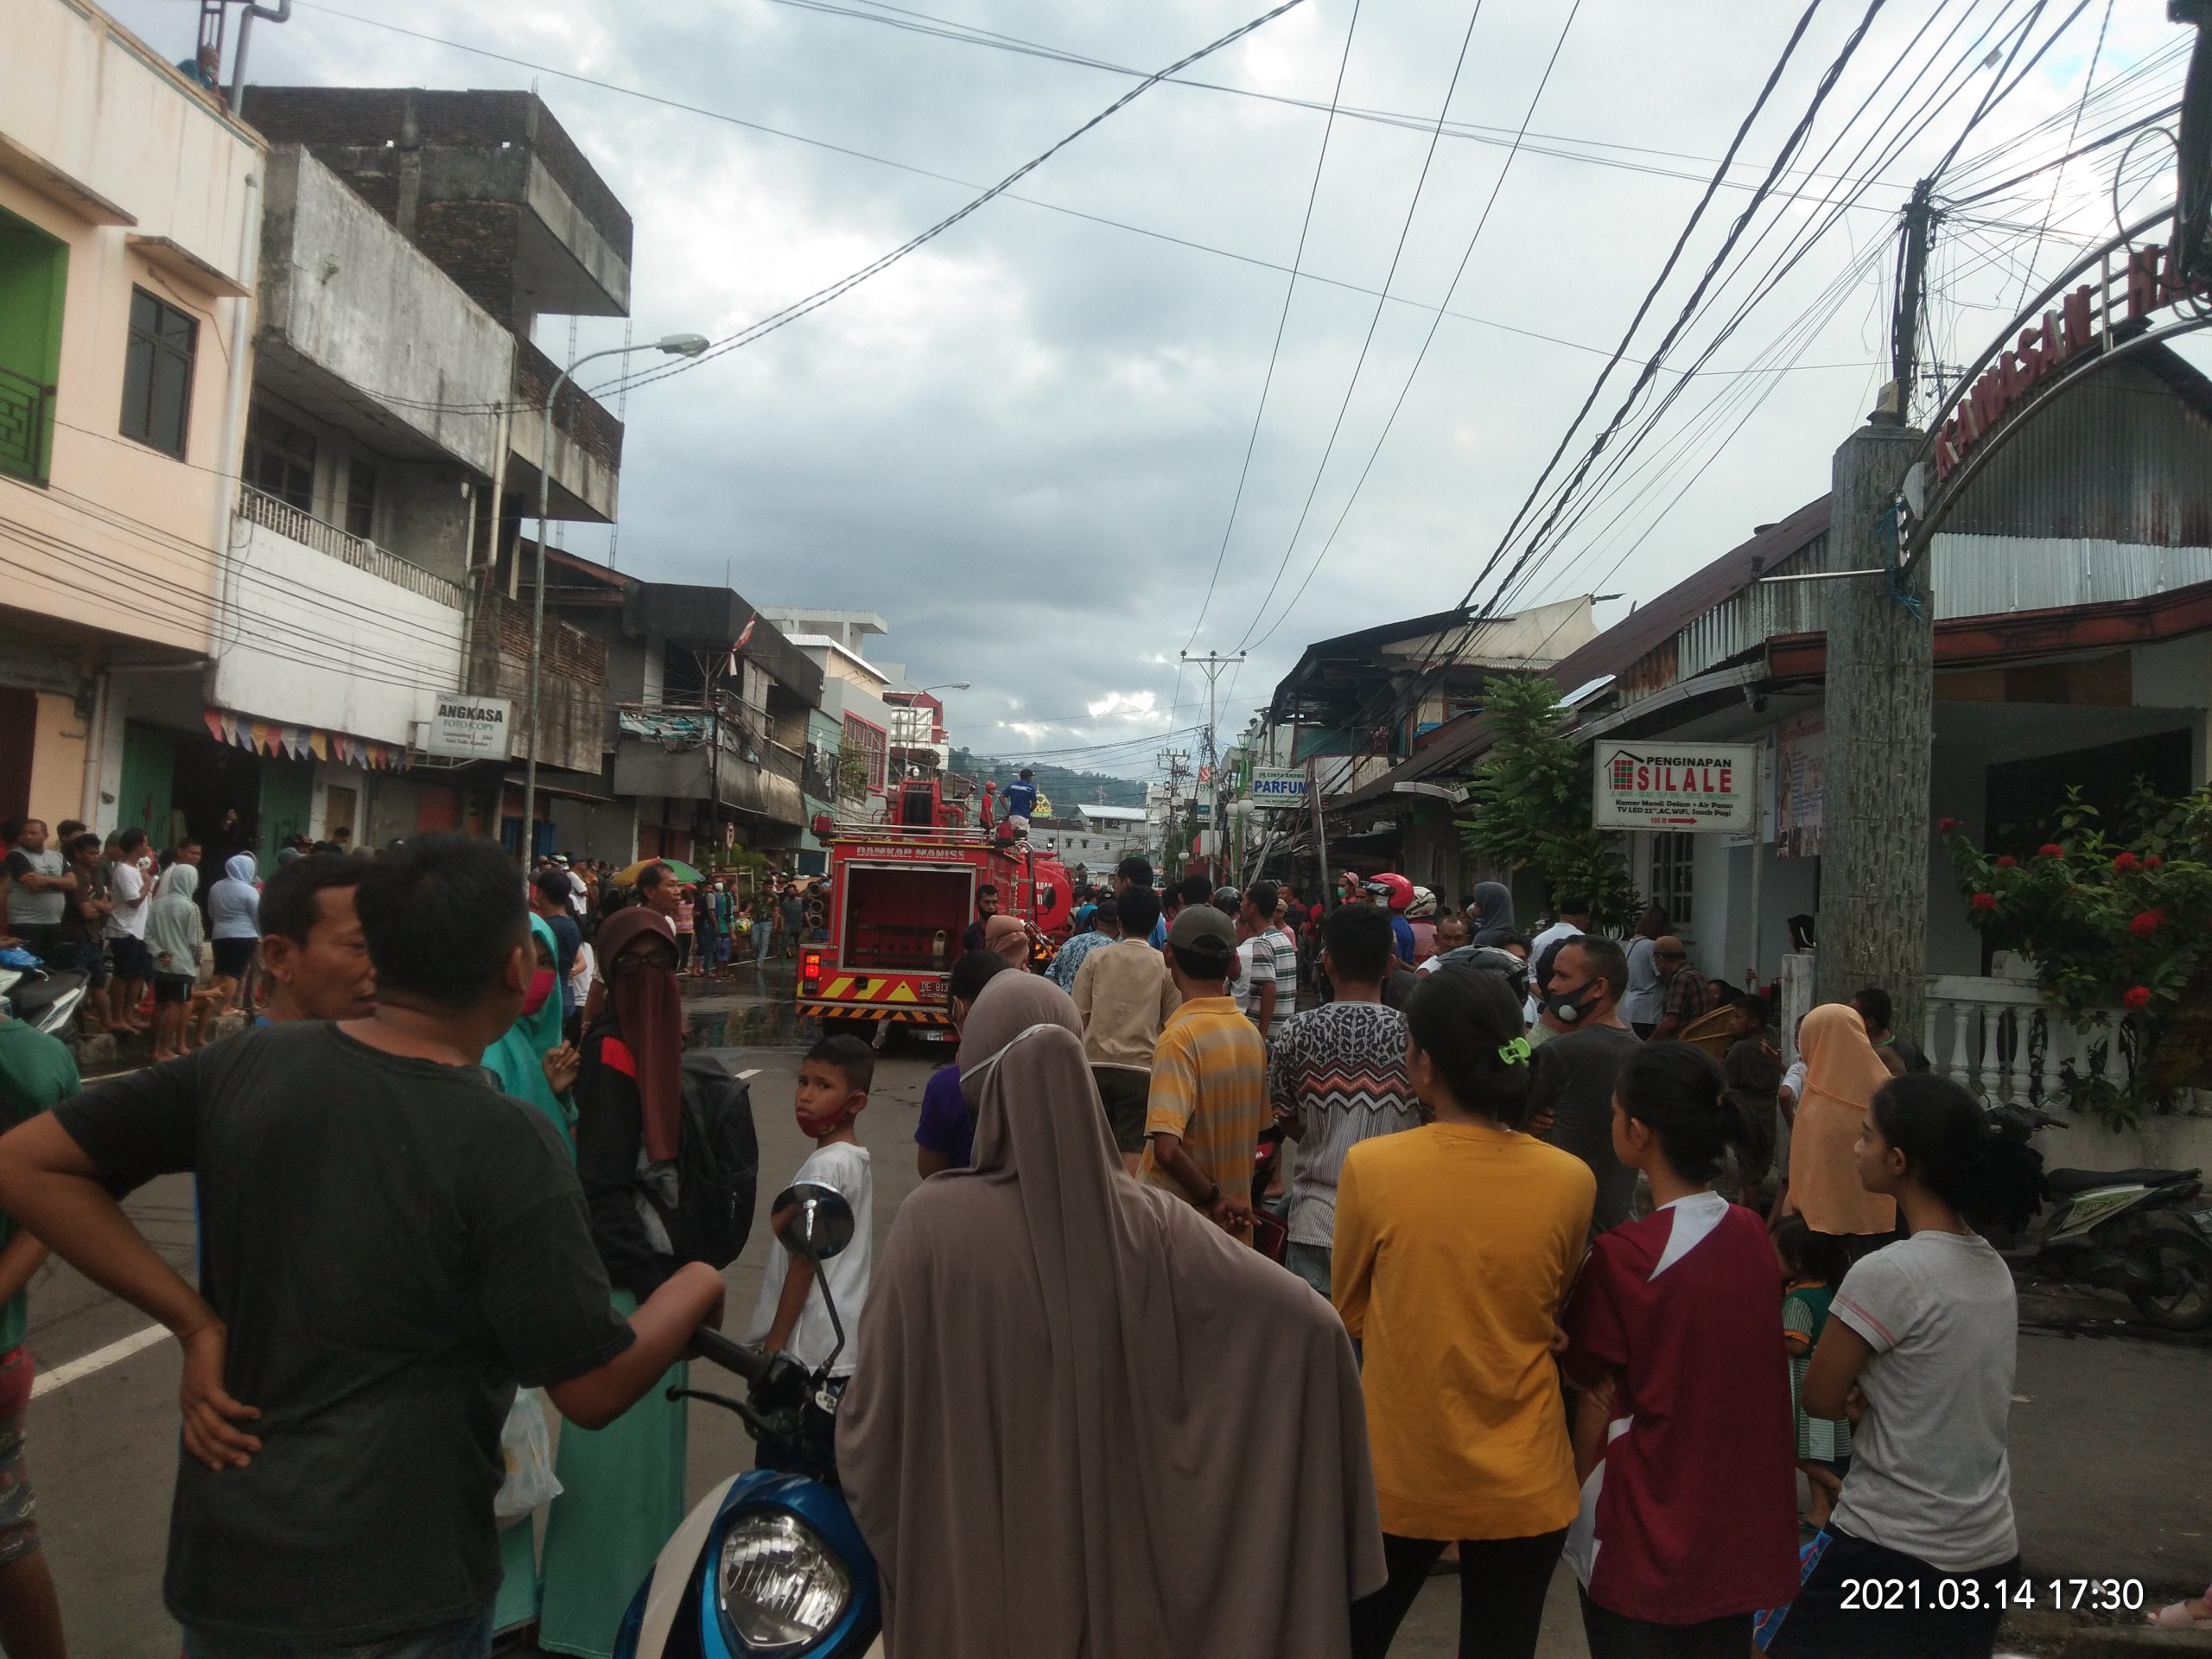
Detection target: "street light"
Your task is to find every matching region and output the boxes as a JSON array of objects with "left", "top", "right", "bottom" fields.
[
  {"left": 915, "top": 681, "right": 970, "bottom": 693},
  {"left": 520, "top": 332, "right": 709, "bottom": 862}
]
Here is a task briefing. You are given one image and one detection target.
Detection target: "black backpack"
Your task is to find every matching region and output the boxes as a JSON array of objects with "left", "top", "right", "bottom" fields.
[{"left": 644, "top": 1053, "right": 760, "bottom": 1269}]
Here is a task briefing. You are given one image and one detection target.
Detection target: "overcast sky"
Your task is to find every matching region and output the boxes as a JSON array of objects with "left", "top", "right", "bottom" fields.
[{"left": 115, "top": 0, "right": 2189, "bottom": 775}]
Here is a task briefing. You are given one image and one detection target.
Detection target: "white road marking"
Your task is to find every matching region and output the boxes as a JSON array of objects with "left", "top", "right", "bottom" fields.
[
  {"left": 30, "top": 1070, "right": 770, "bottom": 1399},
  {"left": 739, "top": 1068, "right": 760, "bottom": 1079},
  {"left": 32, "top": 1325, "right": 171, "bottom": 1397}
]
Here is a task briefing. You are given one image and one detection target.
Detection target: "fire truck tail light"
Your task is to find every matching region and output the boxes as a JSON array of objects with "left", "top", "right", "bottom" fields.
[{"left": 801, "top": 950, "right": 823, "bottom": 994}]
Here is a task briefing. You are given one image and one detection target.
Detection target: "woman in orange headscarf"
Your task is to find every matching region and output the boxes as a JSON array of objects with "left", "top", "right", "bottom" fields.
[{"left": 1787, "top": 1003, "right": 1898, "bottom": 1250}]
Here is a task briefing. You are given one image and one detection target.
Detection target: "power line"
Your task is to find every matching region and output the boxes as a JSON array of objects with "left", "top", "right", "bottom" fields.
[
  {"left": 1181, "top": 0, "right": 1367, "bottom": 649},
  {"left": 1218, "top": 0, "right": 1503, "bottom": 654},
  {"left": 590, "top": 0, "right": 1326, "bottom": 404},
  {"left": 1236, "top": 0, "right": 1586, "bottom": 654}
]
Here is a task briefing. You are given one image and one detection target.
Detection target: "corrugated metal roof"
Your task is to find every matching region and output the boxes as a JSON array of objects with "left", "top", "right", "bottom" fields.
[{"left": 1929, "top": 534, "right": 2212, "bottom": 618}]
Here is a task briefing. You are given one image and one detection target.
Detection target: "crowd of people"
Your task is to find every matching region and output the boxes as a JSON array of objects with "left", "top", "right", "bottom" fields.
[
  {"left": 0, "top": 822, "right": 2169, "bottom": 1658},
  {"left": 861, "top": 854, "right": 2043, "bottom": 1659}
]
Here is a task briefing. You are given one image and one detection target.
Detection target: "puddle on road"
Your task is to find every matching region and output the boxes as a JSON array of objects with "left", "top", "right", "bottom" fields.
[{"left": 683, "top": 1000, "right": 813, "bottom": 1050}]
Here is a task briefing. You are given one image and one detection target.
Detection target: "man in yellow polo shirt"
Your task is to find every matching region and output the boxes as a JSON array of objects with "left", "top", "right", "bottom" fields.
[{"left": 1141, "top": 903, "right": 1269, "bottom": 1243}]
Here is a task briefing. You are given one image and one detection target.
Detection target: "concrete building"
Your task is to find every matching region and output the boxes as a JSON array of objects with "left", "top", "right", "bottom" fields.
[
  {"left": 1027, "top": 803, "right": 1148, "bottom": 881},
  {"left": 1262, "top": 596, "right": 1594, "bottom": 899},
  {"left": 518, "top": 546, "right": 821, "bottom": 864},
  {"left": 0, "top": 0, "right": 261, "bottom": 834},
  {"left": 234, "top": 88, "right": 631, "bottom": 851},
  {"left": 112, "top": 141, "right": 517, "bottom": 863}
]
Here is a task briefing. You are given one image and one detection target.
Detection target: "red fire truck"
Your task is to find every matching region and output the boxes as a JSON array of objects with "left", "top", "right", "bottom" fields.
[{"left": 797, "top": 775, "right": 1075, "bottom": 1040}]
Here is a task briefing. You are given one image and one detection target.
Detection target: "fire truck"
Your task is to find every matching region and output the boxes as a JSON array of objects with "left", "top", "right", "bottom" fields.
[{"left": 797, "top": 774, "right": 1075, "bottom": 1040}]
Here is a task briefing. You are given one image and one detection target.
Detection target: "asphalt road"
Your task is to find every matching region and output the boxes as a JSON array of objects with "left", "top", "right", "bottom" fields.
[{"left": 21, "top": 995, "right": 2212, "bottom": 1656}]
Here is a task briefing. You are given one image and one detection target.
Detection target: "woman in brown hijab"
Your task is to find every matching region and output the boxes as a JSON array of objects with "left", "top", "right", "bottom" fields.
[
  {"left": 1787, "top": 1002, "right": 1899, "bottom": 1253},
  {"left": 837, "top": 971, "right": 1385, "bottom": 1657}
]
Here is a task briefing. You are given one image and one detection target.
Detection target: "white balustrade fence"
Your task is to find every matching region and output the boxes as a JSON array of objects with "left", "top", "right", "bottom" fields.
[{"left": 1921, "top": 974, "right": 2134, "bottom": 1109}]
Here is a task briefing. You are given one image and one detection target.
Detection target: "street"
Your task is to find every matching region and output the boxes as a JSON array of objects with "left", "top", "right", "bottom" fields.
[{"left": 16, "top": 986, "right": 2211, "bottom": 1656}]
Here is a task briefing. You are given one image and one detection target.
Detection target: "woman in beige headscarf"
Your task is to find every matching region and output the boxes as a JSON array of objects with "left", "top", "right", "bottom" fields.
[
  {"left": 1788, "top": 1002, "right": 1898, "bottom": 1247},
  {"left": 836, "top": 971, "right": 1384, "bottom": 1658}
]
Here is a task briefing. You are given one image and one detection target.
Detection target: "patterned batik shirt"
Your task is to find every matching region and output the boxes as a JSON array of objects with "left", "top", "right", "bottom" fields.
[{"left": 1270, "top": 1001, "right": 1424, "bottom": 1248}]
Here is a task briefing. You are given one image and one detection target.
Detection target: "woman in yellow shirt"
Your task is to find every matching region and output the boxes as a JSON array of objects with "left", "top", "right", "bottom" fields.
[{"left": 1336, "top": 964, "right": 1597, "bottom": 1659}]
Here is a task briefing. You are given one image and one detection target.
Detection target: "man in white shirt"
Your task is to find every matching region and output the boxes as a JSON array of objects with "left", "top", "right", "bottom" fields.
[
  {"left": 103, "top": 828, "right": 154, "bottom": 1032},
  {"left": 1523, "top": 894, "right": 1590, "bottom": 1027}
]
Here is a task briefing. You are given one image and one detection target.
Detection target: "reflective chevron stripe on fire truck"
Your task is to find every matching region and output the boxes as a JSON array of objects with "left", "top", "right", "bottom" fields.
[{"left": 796, "top": 1000, "right": 953, "bottom": 1026}]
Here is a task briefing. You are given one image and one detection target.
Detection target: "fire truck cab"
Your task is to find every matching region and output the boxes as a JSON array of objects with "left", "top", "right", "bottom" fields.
[{"left": 797, "top": 774, "right": 1073, "bottom": 1040}]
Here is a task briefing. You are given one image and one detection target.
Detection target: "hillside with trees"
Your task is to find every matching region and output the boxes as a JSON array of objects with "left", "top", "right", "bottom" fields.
[{"left": 948, "top": 749, "right": 1148, "bottom": 809}]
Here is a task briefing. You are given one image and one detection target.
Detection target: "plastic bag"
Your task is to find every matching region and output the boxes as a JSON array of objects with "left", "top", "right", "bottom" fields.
[{"left": 493, "top": 1389, "right": 563, "bottom": 1522}]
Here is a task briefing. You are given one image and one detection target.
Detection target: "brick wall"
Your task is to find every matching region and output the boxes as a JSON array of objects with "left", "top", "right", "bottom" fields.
[
  {"left": 475, "top": 593, "right": 608, "bottom": 684},
  {"left": 514, "top": 337, "right": 626, "bottom": 473},
  {"left": 411, "top": 200, "right": 522, "bottom": 329}
]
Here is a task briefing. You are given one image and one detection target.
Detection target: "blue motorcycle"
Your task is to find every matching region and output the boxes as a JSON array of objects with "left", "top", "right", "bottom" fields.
[{"left": 613, "top": 1184, "right": 883, "bottom": 1659}]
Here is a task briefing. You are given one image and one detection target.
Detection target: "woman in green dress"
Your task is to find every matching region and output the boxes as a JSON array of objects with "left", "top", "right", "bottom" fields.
[
  {"left": 537, "top": 907, "right": 691, "bottom": 1657},
  {"left": 484, "top": 913, "right": 580, "bottom": 1636}
]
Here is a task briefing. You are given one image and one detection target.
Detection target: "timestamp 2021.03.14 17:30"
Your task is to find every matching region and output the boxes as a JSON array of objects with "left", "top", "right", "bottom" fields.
[{"left": 1838, "top": 1578, "right": 2147, "bottom": 1615}]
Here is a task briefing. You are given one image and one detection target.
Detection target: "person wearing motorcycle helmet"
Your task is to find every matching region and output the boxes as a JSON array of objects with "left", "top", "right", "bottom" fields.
[
  {"left": 1427, "top": 944, "right": 1530, "bottom": 1006},
  {"left": 1363, "top": 874, "right": 1418, "bottom": 970},
  {"left": 1405, "top": 887, "right": 1439, "bottom": 965}
]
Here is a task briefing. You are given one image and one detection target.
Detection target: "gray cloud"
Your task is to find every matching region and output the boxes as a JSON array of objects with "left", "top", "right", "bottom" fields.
[{"left": 111, "top": 0, "right": 2183, "bottom": 770}]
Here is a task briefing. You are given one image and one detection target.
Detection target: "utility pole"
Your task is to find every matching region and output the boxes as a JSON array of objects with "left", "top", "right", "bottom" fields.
[
  {"left": 1156, "top": 747, "right": 1190, "bottom": 874},
  {"left": 1815, "top": 185, "right": 1937, "bottom": 1032},
  {"left": 1889, "top": 179, "right": 1936, "bottom": 421},
  {"left": 1181, "top": 650, "right": 1243, "bottom": 876}
]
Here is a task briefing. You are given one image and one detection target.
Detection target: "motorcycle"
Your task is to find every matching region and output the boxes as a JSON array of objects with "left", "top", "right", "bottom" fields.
[
  {"left": 0, "top": 954, "right": 88, "bottom": 1040},
  {"left": 1985, "top": 1102, "right": 2212, "bottom": 1332},
  {"left": 614, "top": 1181, "right": 883, "bottom": 1659}
]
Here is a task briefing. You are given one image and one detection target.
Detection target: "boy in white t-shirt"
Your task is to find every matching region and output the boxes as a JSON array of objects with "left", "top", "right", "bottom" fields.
[{"left": 747, "top": 1033, "right": 874, "bottom": 1472}]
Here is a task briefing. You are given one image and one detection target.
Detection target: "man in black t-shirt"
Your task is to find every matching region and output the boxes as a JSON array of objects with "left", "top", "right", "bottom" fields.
[{"left": 0, "top": 835, "right": 727, "bottom": 1655}]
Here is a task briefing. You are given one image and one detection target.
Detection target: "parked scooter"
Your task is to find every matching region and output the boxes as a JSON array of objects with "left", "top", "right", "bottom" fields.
[
  {"left": 0, "top": 954, "right": 87, "bottom": 1041},
  {"left": 614, "top": 1182, "right": 881, "bottom": 1659},
  {"left": 1984, "top": 1102, "right": 2212, "bottom": 1332}
]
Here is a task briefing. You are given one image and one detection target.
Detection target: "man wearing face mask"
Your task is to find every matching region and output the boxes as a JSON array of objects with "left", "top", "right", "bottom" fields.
[{"left": 1526, "top": 935, "right": 1643, "bottom": 1234}]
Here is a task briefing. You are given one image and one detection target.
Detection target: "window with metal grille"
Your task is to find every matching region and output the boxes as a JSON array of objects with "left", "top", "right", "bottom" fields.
[
  {"left": 345, "top": 458, "right": 377, "bottom": 539},
  {"left": 1649, "top": 831, "right": 1694, "bottom": 931},
  {"left": 245, "top": 404, "right": 316, "bottom": 512},
  {"left": 119, "top": 289, "right": 195, "bottom": 457},
  {"left": 842, "top": 714, "right": 887, "bottom": 793}
]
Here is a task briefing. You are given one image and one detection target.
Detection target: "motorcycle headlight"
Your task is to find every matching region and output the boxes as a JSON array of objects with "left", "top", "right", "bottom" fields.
[{"left": 716, "top": 1509, "right": 852, "bottom": 1653}]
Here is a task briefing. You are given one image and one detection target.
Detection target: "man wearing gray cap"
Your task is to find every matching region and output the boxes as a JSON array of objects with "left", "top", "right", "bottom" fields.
[{"left": 1141, "top": 903, "right": 1270, "bottom": 1244}]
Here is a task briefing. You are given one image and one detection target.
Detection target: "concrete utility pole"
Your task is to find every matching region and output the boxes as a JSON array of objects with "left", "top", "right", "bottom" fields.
[
  {"left": 1815, "top": 420, "right": 1933, "bottom": 1027},
  {"left": 1814, "top": 181, "right": 1938, "bottom": 1028},
  {"left": 1181, "top": 650, "right": 1243, "bottom": 874}
]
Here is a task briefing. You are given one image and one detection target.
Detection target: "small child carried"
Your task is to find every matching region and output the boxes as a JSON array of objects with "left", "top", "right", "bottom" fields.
[{"left": 1772, "top": 1212, "right": 1853, "bottom": 1529}]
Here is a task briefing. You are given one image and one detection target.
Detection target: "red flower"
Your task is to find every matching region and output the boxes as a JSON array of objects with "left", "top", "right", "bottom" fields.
[
  {"left": 2125, "top": 986, "right": 2153, "bottom": 1010},
  {"left": 2114, "top": 852, "right": 2140, "bottom": 873},
  {"left": 1970, "top": 892, "right": 1997, "bottom": 911},
  {"left": 1937, "top": 817, "right": 1961, "bottom": 833},
  {"left": 1995, "top": 855, "right": 2017, "bottom": 869},
  {"left": 2038, "top": 843, "right": 2065, "bottom": 858},
  {"left": 2130, "top": 909, "right": 2166, "bottom": 938},
  {"left": 2145, "top": 855, "right": 2164, "bottom": 868}
]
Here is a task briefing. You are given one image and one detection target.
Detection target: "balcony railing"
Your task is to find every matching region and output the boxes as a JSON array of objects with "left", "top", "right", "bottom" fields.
[
  {"left": 0, "top": 364, "right": 54, "bottom": 482},
  {"left": 238, "top": 485, "right": 462, "bottom": 608},
  {"left": 1777, "top": 956, "right": 2151, "bottom": 1110}
]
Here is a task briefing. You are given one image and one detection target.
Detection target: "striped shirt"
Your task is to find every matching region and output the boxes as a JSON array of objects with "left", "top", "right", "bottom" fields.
[
  {"left": 1141, "top": 996, "right": 1269, "bottom": 1210},
  {"left": 1268, "top": 1001, "right": 1423, "bottom": 1247},
  {"left": 1265, "top": 926, "right": 1300, "bottom": 1041}
]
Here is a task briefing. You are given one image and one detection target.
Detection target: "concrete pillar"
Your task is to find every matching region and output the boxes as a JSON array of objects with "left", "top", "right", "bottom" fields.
[{"left": 1815, "top": 420, "right": 1934, "bottom": 1033}]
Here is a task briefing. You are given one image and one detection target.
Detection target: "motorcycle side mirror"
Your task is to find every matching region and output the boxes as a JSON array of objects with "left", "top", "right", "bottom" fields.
[{"left": 771, "top": 1182, "right": 855, "bottom": 1263}]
